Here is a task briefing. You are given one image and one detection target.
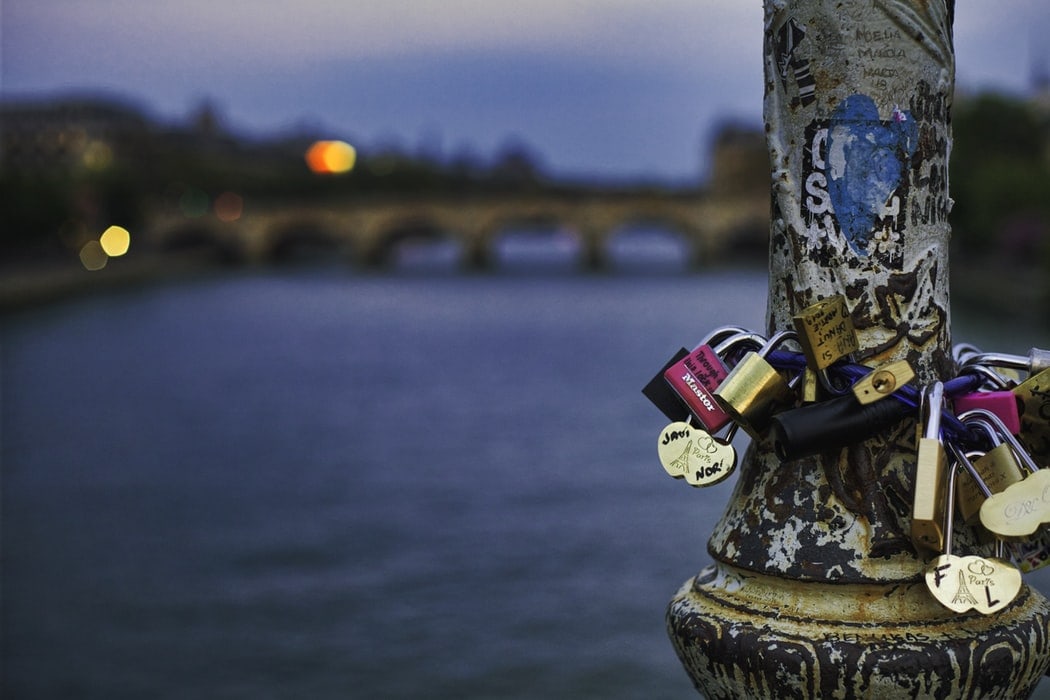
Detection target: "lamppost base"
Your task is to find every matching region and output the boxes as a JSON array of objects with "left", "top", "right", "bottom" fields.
[{"left": 667, "top": 563, "right": 1050, "bottom": 699}]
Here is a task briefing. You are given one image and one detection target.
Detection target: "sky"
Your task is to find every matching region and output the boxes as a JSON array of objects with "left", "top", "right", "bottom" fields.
[{"left": 2, "top": 1, "right": 1048, "bottom": 183}]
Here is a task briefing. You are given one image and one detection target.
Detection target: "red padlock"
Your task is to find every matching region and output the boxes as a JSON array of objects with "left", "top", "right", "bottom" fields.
[{"left": 663, "top": 328, "right": 755, "bottom": 433}]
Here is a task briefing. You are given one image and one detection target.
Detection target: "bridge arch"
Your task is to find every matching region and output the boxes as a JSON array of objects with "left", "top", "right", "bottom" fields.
[
  {"left": 264, "top": 219, "right": 350, "bottom": 263},
  {"left": 605, "top": 220, "right": 698, "bottom": 271},
  {"left": 155, "top": 220, "right": 244, "bottom": 264},
  {"left": 364, "top": 214, "right": 459, "bottom": 268}
]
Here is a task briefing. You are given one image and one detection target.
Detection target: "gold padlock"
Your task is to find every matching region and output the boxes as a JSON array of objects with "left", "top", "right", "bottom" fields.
[
  {"left": 912, "top": 382, "right": 947, "bottom": 553},
  {"left": 924, "top": 450, "right": 1021, "bottom": 615},
  {"left": 1014, "top": 367, "right": 1050, "bottom": 468},
  {"left": 791, "top": 295, "right": 859, "bottom": 371},
  {"left": 851, "top": 359, "right": 915, "bottom": 405},
  {"left": 714, "top": 330, "right": 799, "bottom": 439},
  {"left": 956, "top": 443, "right": 1024, "bottom": 524}
]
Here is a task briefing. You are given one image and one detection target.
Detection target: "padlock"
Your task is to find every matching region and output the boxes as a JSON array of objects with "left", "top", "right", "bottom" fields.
[
  {"left": 662, "top": 327, "right": 753, "bottom": 434},
  {"left": 952, "top": 390, "right": 1022, "bottom": 435},
  {"left": 923, "top": 453, "right": 1021, "bottom": 615},
  {"left": 799, "top": 367, "right": 821, "bottom": 404},
  {"left": 851, "top": 359, "right": 915, "bottom": 405},
  {"left": 1013, "top": 367, "right": 1050, "bottom": 469},
  {"left": 960, "top": 411, "right": 1050, "bottom": 572},
  {"left": 642, "top": 325, "right": 751, "bottom": 422},
  {"left": 960, "top": 408, "right": 1050, "bottom": 539},
  {"left": 791, "top": 294, "right": 859, "bottom": 371},
  {"left": 953, "top": 423, "right": 1025, "bottom": 525},
  {"left": 912, "top": 382, "right": 948, "bottom": 553},
  {"left": 771, "top": 392, "right": 911, "bottom": 461},
  {"left": 657, "top": 417, "right": 737, "bottom": 487},
  {"left": 791, "top": 295, "right": 858, "bottom": 396},
  {"left": 713, "top": 330, "right": 800, "bottom": 439}
]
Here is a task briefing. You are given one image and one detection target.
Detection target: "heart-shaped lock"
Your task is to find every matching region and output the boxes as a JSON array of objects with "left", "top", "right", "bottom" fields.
[
  {"left": 924, "top": 554, "right": 1021, "bottom": 615},
  {"left": 924, "top": 445, "right": 1022, "bottom": 614},
  {"left": 963, "top": 408, "right": 1050, "bottom": 539},
  {"left": 656, "top": 420, "right": 736, "bottom": 487},
  {"left": 980, "top": 467, "right": 1050, "bottom": 538},
  {"left": 658, "top": 421, "right": 696, "bottom": 479},
  {"left": 683, "top": 431, "right": 736, "bottom": 487}
]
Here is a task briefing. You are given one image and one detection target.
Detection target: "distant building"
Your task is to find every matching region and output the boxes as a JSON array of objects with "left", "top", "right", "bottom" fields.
[
  {"left": 707, "top": 123, "right": 768, "bottom": 198},
  {"left": 0, "top": 97, "right": 154, "bottom": 174}
]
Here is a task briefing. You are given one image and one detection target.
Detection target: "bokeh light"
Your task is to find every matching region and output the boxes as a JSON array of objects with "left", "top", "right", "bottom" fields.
[
  {"left": 82, "top": 140, "right": 114, "bottom": 170},
  {"left": 79, "top": 240, "right": 108, "bottom": 271},
  {"left": 214, "top": 191, "right": 244, "bottom": 222},
  {"left": 180, "top": 187, "right": 209, "bottom": 218},
  {"left": 99, "top": 225, "right": 131, "bottom": 256},
  {"left": 305, "top": 140, "right": 356, "bottom": 175}
]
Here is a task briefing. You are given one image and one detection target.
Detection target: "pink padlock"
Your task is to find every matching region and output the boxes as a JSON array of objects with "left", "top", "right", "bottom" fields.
[
  {"left": 952, "top": 391, "right": 1022, "bottom": 435},
  {"left": 664, "top": 345, "right": 733, "bottom": 432}
]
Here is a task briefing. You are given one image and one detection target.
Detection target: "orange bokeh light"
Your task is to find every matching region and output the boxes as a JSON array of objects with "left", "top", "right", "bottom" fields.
[
  {"left": 306, "top": 140, "right": 356, "bottom": 175},
  {"left": 215, "top": 191, "right": 244, "bottom": 222}
]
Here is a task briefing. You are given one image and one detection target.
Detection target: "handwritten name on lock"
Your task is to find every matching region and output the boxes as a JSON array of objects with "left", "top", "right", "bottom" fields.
[{"left": 792, "top": 295, "right": 859, "bottom": 370}]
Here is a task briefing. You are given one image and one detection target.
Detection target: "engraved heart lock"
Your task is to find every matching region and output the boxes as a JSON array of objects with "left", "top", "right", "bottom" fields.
[
  {"left": 656, "top": 419, "right": 736, "bottom": 487},
  {"left": 924, "top": 444, "right": 1021, "bottom": 615},
  {"left": 961, "top": 408, "right": 1050, "bottom": 539}
]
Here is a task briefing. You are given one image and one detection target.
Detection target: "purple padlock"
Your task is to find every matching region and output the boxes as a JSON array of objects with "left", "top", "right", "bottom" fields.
[
  {"left": 664, "top": 345, "right": 733, "bottom": 432},
  {"left": 952, "top": 391, "right": 1022, "bottom": 435}
]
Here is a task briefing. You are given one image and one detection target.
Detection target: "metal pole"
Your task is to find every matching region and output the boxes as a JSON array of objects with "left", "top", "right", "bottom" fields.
[{"left": 667, "top": 1, "right": 1050, "bottom": 697}]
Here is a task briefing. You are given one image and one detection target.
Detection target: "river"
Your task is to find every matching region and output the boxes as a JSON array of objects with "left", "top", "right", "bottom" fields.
[{"left": 3, "top": 259, "right": 1050, "bottom": 698}]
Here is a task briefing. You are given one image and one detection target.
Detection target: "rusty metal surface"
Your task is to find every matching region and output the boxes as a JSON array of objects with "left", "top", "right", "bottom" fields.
[{"left": 669, "top": 564, "right": 1050, "bottom": 699}]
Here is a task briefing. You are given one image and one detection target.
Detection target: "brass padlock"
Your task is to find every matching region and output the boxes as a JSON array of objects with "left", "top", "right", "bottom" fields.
[
  {"left": 791, "top": 295, "right": 859, "bottom": 371},
  {"left": 959, "top": 408, "right": 1050, "bottom": 540},
  {"left": 713, "top": 330, "right": 799, "bottom": 439},
  {"left": 924, "top": 450, "right": 1021, "bottom": 615},
  {"left": 1014, "top": 367, "right": 1050, "bottom": 468},
  {"left": 851, "top": 359, "right": 915, "bottom": 405},
  {"left": 954, "top": 418, "right": 1025, "bottom": 525},
  {"left": 912, "top": 381, "right": 947, "bottom": 553}
]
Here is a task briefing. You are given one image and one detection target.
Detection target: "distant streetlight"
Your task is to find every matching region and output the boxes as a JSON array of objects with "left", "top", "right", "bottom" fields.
[
  {"left": 305, "top": 140, "right": 357, "bottom": 175},
  {"left": 99, "top": 225, "right": 131, "bottom": 257}
]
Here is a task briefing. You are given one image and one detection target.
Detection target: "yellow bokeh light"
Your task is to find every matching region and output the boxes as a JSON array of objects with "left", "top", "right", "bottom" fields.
[
  {"left": 79, "top": 240, "right": 108, "bottom": 271},
  {"left": 306, "top": 140, "right": 356, "bottom": 175},
  {"left": 99, "top": 225, "right": 131, "bottom": 256},
  {"left": 82, "top": 140, "right": 114, "bottom": 170}
]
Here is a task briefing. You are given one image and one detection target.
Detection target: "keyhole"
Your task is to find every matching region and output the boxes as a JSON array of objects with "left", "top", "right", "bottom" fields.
[{"left": 872, "top": 370, "right": 896, "bottom": 394}]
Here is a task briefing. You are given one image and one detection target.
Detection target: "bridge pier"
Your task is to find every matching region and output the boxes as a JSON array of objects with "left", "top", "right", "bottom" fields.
[
  {"left": 579, "top": 226, "right": 608, "bottom": 272},
  {"left": 461, "top": 235, "right": 492, "bottom": 272}
]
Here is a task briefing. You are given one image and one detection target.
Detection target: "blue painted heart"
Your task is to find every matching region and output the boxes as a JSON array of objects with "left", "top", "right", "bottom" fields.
[{"left": 825, "top": 94, "right": 917, "bottom": 256}]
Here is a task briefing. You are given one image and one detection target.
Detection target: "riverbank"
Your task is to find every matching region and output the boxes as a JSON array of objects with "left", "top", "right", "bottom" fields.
[{"left": 2, "top": 253, "right": 1045, "bottom": 324}]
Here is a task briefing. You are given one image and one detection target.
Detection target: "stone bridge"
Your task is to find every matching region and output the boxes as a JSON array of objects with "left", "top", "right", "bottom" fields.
[{"left": 144, "top": 189, "right": 768, "bottom": 270}]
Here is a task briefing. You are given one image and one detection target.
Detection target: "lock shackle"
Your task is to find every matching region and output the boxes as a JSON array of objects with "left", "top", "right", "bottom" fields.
[
  {"left": 762, "top": 329, "right": 800, "bottom": 356},
  {"left": 712, "top": 332, "right": 767, "bottom": 365},
  {"left": 962, "top": 348, "right": 1050, "bottom": 376},
  {"left": 939, "top": 458, "right": 961, "bottom": 557},
  {"left": 964, "top": 418, "right": 1003, "bottom": 450},
  {"left": 921, "top": 382, "right": 945, "bottom": 441},
  {"left": 946, "top": 440, "right": 995, "bottom": 501},
  {"left": 771, "top": 393, "right": 912, "bottom": 461},
  {"left": 952, "top": 342, "right": 984, "bottom": 365},
  {"left": 959, "top": 409, "right": 1042, "bottom": 476},
  {"left": 696, "top": 325, "right": 752, "bottom": 352},
  {"left": 956, "top": 363, "right": 1012, "bottom": 391}
]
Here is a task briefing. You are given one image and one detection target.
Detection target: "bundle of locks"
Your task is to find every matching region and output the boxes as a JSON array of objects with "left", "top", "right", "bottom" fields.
[{"left": 643, "top": 295, "right": 1050, "bottom": 616}]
